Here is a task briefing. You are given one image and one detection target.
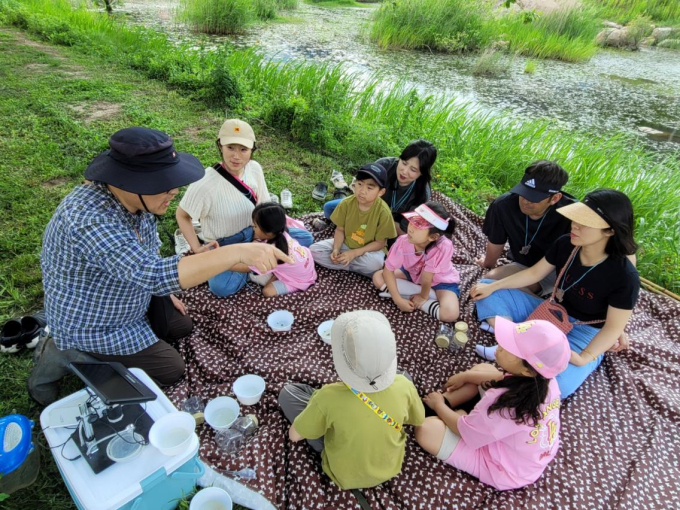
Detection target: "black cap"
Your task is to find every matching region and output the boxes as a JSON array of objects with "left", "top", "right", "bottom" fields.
[
  {"left": 356, "top": 162, "right": 387, "bottom": 188},
  {"left": 509, "top": 171, "right": 563, "bottom": 203},
  {"left": 84, "top": 127, "right": 205, "bottom": 195}
]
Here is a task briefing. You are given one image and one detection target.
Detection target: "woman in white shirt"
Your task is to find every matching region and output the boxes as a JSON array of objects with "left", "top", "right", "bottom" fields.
[{"left": 176, "top": 119, "right": 312, "bottom": 296}]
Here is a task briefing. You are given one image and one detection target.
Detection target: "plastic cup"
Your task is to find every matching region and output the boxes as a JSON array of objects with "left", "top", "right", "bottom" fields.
[
  {"left": 233, "top": 375, "right": 266, "bottom": 406},
  {"left": 205, "top": 397, "right": 240, "bottom": 431},
  {"left": 149, "top": 412, "right": 196, "bottom": 456},
  {"left": 317, "top": 320, "right": 334, "bottom": 344},
  {"left": 267, "top": 310, "right": 294, "bottom": 332},
  {"left": 190, "top": 487, "right": 233, "bottom": 510}
]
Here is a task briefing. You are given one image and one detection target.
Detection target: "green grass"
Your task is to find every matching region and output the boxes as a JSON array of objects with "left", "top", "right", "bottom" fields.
[
  {"left": 524, "top": 59, "right": 536, "bottom": 74},
  {"left": 0, "top": 2, "right": 679, "bottom": 506},
  {"left": 369, "top": 0, "right": 494, "bottom": 53},
  {"left": 1, "top": 0, "right": 678, "bottom": 290},
  {"left": 587, "top": 0, "right": 680, "bottom": 24},
  {"left": 178, "top": 0, "right": 299, "bottom": 34},
  {"left": 500, "top": 7, "right": 601, "bottom": 62}
]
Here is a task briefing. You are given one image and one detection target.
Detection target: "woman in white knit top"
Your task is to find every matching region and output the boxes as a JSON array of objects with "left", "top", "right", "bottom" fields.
[{"left": 176, "top": 119, "right": 312, "bottom": 297}]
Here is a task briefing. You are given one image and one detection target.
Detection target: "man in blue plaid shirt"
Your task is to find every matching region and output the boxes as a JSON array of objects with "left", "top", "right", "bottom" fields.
[{"left": 29, "top": 128, "right": 293, "bottom": 405}]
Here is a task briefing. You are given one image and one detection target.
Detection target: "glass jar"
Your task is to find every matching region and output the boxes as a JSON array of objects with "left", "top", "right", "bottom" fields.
[{"left": 435, "top": 324, "right": 453, "bottom": 349}]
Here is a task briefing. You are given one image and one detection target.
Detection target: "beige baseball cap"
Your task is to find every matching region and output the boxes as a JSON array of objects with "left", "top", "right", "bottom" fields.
[
  {"left": 331, "top": 310, "right": 397, "bottom": 393},
  {"left": 217, "top": 119, "right": 256, "bottom": 149}
]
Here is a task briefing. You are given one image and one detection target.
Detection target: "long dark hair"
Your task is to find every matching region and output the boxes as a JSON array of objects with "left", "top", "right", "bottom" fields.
[
  {"left": 485, "top": 360, "right": 550, "bottom": 426},
  {"left": 422, "top": 202, "right": 456, "bottom": 254},
  {"left": 388, "top": 140, "right": 436, "bottom": 206},
  {"left": 584, "top": 189, "right": 637, "bottom": 258},
  {"left": 252, "top": 202, "right": 289, "bottom": 256}
]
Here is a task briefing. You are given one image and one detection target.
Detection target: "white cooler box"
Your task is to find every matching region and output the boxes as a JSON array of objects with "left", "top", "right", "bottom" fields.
[{"left": 40, "top": 368, "right": 203, "bottom": 510}]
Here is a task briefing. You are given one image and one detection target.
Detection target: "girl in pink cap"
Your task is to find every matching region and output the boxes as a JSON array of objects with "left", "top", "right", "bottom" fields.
[
  {"left": 372, "top": 202, "right": 460, "bottom": 322},
  {"left": 415, "top": 318, "right": 570, "bottom": 491}
]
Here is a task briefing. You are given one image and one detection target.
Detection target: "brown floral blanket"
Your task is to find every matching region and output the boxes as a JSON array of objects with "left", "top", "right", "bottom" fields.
[{"left": 165, "top": 192, "right": 680, "bottom": 509}]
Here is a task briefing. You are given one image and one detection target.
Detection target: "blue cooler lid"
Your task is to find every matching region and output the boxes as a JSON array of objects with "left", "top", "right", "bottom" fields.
[{"left": 0, "top": 414, "right": 34, "bottom": 476}]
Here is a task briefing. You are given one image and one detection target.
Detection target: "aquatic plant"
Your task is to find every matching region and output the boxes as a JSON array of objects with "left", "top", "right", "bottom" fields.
[
  {"left": 500, "top": 7, "right": 601, "bottom": 62},
  {"left": 1, "top": 0, "right": 679, "bottom": 290},
  {"left": 471, "top": 49, "right": 511, "bottom": 77},
  {"left": 369, "top": 0, "right": 494, "bottom": 53},
  {"left": 523, "top": 59, "right": 536, "bottom": 74},
  {"left": 178, "top": 0, "right": 253, "bottom": 34},
  {"left": 254, "top": 0, "right": 278, "bottom": 20}
]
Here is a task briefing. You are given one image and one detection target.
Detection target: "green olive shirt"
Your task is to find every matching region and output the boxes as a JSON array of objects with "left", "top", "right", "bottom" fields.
[
  {"left": 292, "top": 375, "right": 425, "bottom": 489},
  {"left": 331, "top": 195, "right": 397, "bottom": 250}
]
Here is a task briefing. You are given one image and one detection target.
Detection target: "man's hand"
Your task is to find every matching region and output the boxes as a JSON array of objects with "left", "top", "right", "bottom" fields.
[
  {"left": 444, "top": 373, "right": 468, "bottom": 393},
  {"left": 170, "top": 294, "right": 187, "bottom": 315},
  {"left": 423, "top": 391, "right": 447, "bottom": 411},
  {"left": 238, "top": 243, "right": 294, "bottom": 275},
  {"left": 336, "top": 249, "right": 358, "bottom": 266},
  {"left": 192, "top": 240, "right": 219, "bottom": 254},
  {"left": 395, "top": 298, "right": 415, "bottom": 313},
  {"left": 410, "top": 294, "right": 427, "bottom": 308}
]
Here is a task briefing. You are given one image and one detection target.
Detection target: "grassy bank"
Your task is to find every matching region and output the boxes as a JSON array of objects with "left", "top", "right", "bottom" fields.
[
  {"left": 1, "top": 0, "right": 678, "bottom": 289},
  {"left": 587, "top": 0, "right": 680, "bottom": 25},
  {"left": 370, "top": 0, "right": 679, "bottom": 61},
  {"left": 179, "top": 0, "right": 299, "bottom": 34},
  {"left": 0, "top": 25, "right": 332, "bottom": 510}
]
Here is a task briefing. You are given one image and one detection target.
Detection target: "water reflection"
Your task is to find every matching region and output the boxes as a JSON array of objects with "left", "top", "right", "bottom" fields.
[{"left": 122, "top": 0, "right": 680, "bottom": 154}]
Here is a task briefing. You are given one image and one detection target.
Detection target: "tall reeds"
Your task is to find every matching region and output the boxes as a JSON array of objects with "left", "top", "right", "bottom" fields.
[
  {"left": 178, "top": 0, "right": 298, "bottom": 34},
  {"left": 369, "top": 0, "right": 494, "bottom": 53},
  {"left": 587, "top": 0, "right": 680, "bottom": 24},
  {"left": 501, "top": 7, "right": 601, "bottom": 62}
]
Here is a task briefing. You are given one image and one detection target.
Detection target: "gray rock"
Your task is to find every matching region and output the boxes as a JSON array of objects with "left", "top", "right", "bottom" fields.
[
  {"left": 596, "top": 28, "right": 616, "bottom": 47},
  {"left": 602, "top": 21, "right": 622, "bottom": 30},
  {"left": 640, "top": 36, "right": 655, "bottom": 48},
  {"left": 652, "top": 27, "right": 672, "bottom": 43},
  {"left": 605, "top": 27, "right": 637, "bottom": 50},
  {"left": 658, "top": 39, "right": 680, "bottom": 50}
]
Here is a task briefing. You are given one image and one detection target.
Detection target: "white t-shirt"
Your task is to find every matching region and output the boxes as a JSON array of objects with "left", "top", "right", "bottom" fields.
[{"left": 179, "top": 161, "right": 269, "bottom": 242}]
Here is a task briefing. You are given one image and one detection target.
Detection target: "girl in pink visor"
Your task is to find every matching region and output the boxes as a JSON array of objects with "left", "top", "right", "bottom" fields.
[
  {"left": 372, "top": 202, "right": 460, "bottom": 322},
  {"left": 415, "top": 318, "right": 570, "bottom": 490}
]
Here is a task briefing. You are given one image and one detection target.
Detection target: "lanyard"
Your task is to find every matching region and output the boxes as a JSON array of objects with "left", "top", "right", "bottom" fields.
[
  {"left": 521, "top": 213, "right": 548, "bottom": 255},
  {"left": 557, "top": 248, "right": 607, "bottom": 297},
  {"left": 391, "top": 181, "right": 415, "bottom": 212},
  {"left": 346, "top": 384, "right": 403, "bottom": 433}
]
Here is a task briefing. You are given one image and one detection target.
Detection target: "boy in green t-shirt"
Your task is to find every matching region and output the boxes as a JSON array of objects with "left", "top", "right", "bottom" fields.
[
  {"left": 310, "top": 163, "right": 397, "bottom": 277},
  {"left": 278, "top": 310, "right": 425, "bottom": 490}
]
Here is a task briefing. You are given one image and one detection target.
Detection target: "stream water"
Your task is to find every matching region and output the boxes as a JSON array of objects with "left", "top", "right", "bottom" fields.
[{"left": 123, "top": 1, "right": 680, "bottom": 155}]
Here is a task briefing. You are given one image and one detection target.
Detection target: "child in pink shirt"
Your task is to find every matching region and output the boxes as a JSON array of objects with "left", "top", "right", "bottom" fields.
[
  {"left": 373, "top": 202, "right": 460, "bottom": 322},
  {"left": 238, "top": 203, "right": 317, "bottom": 297},
  {"left": 415, "top": 318, "right": 570, "bottom": 491}
]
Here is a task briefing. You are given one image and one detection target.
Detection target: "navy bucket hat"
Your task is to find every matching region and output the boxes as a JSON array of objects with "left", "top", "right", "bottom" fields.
[{"left": 84, "top": 127, "right": 205, "bottom": 195}]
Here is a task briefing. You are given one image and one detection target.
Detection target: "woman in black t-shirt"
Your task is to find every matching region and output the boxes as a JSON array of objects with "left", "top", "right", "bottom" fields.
[
  {"left": 321, "top": 140, "right": 436, "bottom": 240},
  {"left": 469, "top": 189, "right": 640, "bottom": 398}
]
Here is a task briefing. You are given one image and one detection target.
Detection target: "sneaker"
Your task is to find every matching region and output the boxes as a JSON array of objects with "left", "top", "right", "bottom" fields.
[
  {"left": 330, "top": 170, "right": 348, "bottom": 190},
  {"left": 1, "top": 319, "right": 23, "bottom": 354},
  {"left": 312, "top": 182, "right": 328, "bottom": 201},
  {"left": 312, "top": 218, "right": 330, "bottom": 231},
  {"left": 174, "top": 229, "right": 191, "bottom": 255},
  {"left": 280, "top": 189, "right": 293, "bottom": 209},
  {"left": 270, "top": 193, "right": 279, "bottom": 204}
]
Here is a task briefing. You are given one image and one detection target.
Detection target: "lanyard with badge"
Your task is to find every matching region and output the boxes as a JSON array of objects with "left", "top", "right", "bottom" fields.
[{"left": 346, "top": 384, "right": 404, "bottom": 434}]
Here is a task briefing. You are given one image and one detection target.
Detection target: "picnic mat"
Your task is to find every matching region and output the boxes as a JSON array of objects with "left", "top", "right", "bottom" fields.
[{"left": 165, "top": 191, "right": 680, "bottom": 509}]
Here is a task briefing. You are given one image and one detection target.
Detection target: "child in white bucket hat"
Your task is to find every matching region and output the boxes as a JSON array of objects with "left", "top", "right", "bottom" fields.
[{"left": 278, "top": 310, "right": 424, "bottom": 490}]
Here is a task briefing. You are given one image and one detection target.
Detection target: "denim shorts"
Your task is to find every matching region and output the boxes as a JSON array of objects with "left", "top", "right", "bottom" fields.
[
  {"left": 474, "top": 279, "right": 602, "bottom": 399},
  {"left": 401, "top": 267, "right": 460, "bottom": 297}
]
